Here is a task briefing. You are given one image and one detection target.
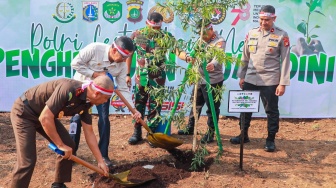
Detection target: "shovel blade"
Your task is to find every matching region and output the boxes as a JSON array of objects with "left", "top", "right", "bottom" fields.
[{"left": 147, "top": 133, "right": 183, "bottom": 150}]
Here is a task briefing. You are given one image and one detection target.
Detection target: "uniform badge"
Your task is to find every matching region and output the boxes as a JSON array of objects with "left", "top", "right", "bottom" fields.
[
  {"left": 270, "top": 34, "right": 279, "bottom": 39},
  {"left": 79, "top": 110, "right": 84, "bottom": 115},
  {"left": 103, "top": 1, "right": 122, "bottom": 24},
  {"left": 268, "top": 41, "right": 278, "bottom": 47},
  {"left": 76, "top": 88, "right": 83, "bottom": 96},
  {"left": 83, "top": 2, "right": 99, "bottom": 22},
  {"left": 249, "top": 46, "right": 256, "bottom": 53},
  {"left": 68, "top": 92, "right": 73, "bottom": 101},
  {"left": 283, "top": 36, "right": 290, "bottom": 47},
  {"left": 52, "top": 2, "right": 76, "bottom": 23},
  {"left": 88, "top": 108, "right": 92, "bottom": 114},
  {"left": 58, "top": 111, "right": 64, "bottom": 118},
  {"left": 270, "top": 28, "right": 275, "bottom": 33}
]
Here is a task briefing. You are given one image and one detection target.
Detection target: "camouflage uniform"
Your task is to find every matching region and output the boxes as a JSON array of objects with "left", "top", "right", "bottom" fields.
[{"left": 130, "top": 27, "right": 171, "bottom": 130}]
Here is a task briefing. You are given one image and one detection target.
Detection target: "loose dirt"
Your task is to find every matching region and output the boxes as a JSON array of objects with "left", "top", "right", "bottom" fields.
[{"left": 1, "top": 112, "right": 336, "bottom": 188}]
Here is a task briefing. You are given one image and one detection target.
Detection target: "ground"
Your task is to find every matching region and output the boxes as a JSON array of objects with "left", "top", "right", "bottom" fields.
[{"left": 1, "top": 112, "right": 336, "bottom": 188}]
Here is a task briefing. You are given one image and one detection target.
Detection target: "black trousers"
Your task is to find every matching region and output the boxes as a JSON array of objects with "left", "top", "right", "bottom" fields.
[
  {"left": 188, "top": 80, "right": 224, "bottom": 129},
  {"left": 240, "top": 82, "right": 280, "bottom": 134}
]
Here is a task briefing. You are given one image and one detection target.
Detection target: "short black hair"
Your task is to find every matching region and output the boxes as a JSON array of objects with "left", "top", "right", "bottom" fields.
[
  {"left": 147, "top": 12, "right": 163, "bottom": 23},
  {"left": 195, "top": 19, "right": 212, "bottom": 30},
  {"left": 260, "top": 5, "right": 275, "bottom": 14},
  {"left": 114, "top": 36, "right": 135, "bottom": 52}
]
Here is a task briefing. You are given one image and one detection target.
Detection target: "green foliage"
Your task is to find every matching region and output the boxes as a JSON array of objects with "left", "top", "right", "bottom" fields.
[
  {"left": 295, "top": 0, "right": 325, "bottom": 43},
  {"left": 190, "top": 145, "right": 209, "bottom": 171}
]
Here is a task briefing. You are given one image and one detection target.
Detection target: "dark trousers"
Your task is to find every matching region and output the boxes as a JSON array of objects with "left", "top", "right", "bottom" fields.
[
  {"left": 72, "top": 98, "right": 111, "bottom": 158},
  {"left": 240, "top": 82, "right": 279, "bottom": 134},
  {"left": 188, "top": 80, "right": 223, "bottom": 129},
  {"left": 10, "top": 98, "right": 75, "bottom": 188}
]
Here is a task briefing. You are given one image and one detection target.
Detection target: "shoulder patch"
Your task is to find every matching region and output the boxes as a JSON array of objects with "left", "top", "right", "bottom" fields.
[
  {"left": 76, "top": 88, "right": 83, "bottom": 97},
  {"left": 68, "top": 92, "right": 73, "bottom": 101},
  {"left": 283, "top": 36, "right": 290, "bottom": 47}
]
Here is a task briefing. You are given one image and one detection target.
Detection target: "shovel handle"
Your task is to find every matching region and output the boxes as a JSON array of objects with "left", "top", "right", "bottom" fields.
[
  {"left": 48, "top": 143, "right": 105, "bottom": 174},
  {"left": 114, "top": 90, "right": 153, "bottom": 134},
  {"left": 48, "top": 143, "right": 125, "bottom": 181}
]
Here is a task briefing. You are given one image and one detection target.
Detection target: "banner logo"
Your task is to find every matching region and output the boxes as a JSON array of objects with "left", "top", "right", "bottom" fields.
[
  {"left": 83, "top": 2, "right": 99, "bottom": 22},
  {"left": 126, "top": 0, "right": 144, "bottom": 24},
  {"left": 103, "top": 1, "right": 122, "bottom": 24},
  {"left": 52, "top": 2, "right": 76, "bottom": 23},
  {"left": 148, "top": 5, "right": 174, "bottom": 23},
  {"left": 210, "top": 7, "right": 226, "bottom": 25},
  {"left": 111, "top": 94, "right": 126, "bottom": 112}
]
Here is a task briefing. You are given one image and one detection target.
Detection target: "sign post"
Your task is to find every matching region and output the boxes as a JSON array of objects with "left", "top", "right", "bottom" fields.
[{"left": 228, "top": 90, "right": 260, "bottom": 170}]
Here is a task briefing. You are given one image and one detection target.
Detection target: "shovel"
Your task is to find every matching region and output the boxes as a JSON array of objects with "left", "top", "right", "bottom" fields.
[
  {"left": 114, "top": 89, "right": 183, "bottom": 150},
  {"left": 48, "top": 143, "right": 154, "bottom": 187},
  {"left": 106, "top": 72, "right": 183, "bottom": 150}
]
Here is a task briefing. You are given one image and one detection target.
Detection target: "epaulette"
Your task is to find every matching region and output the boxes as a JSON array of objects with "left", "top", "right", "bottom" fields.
[
  {"left": 274, "top": 26, "right": 283, "bottom": 31},
  {"left": 75, "top": 88, "right": 83, "bottom": 96}
]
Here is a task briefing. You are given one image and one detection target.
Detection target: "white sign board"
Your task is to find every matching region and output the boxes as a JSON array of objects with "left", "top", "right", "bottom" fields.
[{"left": 228, "top": 90, "right": 260, "bottom": 113}]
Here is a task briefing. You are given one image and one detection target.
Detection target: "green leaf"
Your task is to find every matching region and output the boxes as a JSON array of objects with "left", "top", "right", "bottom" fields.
[
  {"left": 297, "top": 22, "right": 307, "bottom": 35},
  {"left": 314, "top": 25, "right": 321, "bottom": 28},
  {"left": 306, "top": 2, "right": 311, "bottom": 7},
  {"left": 314, "top": 10, "right": 326, "bottom": 16},
  {"left": 307, "top": 36, "right": 311, "bottom": 43},
  {"left": 311, "top": 34, "right": 318, "bottom": 38}
]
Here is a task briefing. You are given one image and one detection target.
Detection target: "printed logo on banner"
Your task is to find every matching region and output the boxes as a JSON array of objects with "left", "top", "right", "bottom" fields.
[
  {"left": 52, "top": 2, "right": 76, "bottom": 23},
  {"left": 110, "top": 94, "right": 126, "bottom": 112},
  {"left": 210, "top": 6, "right": 226, "bottom": 25},
  {"left": 83, "top": 2, "right": 99, "bottom": 22},
  {"left": 103, "top": 1, "right": 122, "bottom": 24},
  {"left": 148, "top": 5, "right": 174, "bottom": 23},
  {"left": 126, "top": 0, "right": 144, "bottom": 24}
]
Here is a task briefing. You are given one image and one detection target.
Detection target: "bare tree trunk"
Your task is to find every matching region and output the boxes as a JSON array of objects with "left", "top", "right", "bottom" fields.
[{"left": 192, "top": 83, "right": 198, "bottom": 152}]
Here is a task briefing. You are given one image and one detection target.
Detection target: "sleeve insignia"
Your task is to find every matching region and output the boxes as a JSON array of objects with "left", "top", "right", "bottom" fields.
[
  {"left": 76, "top": 88, "right": 83, "bottom": 97},
  {"left": 79, "top": 110, "right": 84, "bottom": 115},
  {"left": 283, "top": 36, "right": 290, "bottom": 47},
  {"left": 68, "top": 92, "right": 73, "bottom": 101}
]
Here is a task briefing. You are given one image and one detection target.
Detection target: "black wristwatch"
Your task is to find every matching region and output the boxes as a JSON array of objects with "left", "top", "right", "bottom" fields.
[{"left": 126, "top": 73, "right": 130, "bottom": 76}]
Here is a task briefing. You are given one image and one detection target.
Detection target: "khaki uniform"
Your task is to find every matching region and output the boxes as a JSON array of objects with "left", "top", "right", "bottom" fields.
[
  {"left": 237, "top": 25, "right": 291, "bottom": 135},
  {"left": 10, "top": 78, "right": 92, "bottom": 188},
  {"left": 238, "top": 25, "right": 291, "bottom": 86}
]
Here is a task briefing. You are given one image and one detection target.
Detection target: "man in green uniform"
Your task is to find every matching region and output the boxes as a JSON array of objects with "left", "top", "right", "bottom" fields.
[
  {"left": 126, "top": 12, "right": 190, "bottom": 146},
  {"left": 10, "top": 75, "right": 113, "bottom": 188},
  {"left": 230, "top": 5, "right": 291, "bottom": 152}
]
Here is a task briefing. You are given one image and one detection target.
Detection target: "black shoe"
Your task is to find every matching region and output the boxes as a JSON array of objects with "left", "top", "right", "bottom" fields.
[
  {"left": 264, "top": 140, "right": 275, "bottom": 152},
  {"left": 229, "top": 135, "right": 250, "bottom": 145},
  {"left": 103, "top": 157, "right": 114, "bottom": 167},
  {"left": 51, "top": 182, "right": 67, "bottom": 188},
  {"left": 128, "top": 135, "right": 143, "bottom": 145},
  {"left": 201, "top": 131, "right": 214, "bottom": 144},
  {"left": 128, "top": 126, "right": 142, "bottom": 145}
]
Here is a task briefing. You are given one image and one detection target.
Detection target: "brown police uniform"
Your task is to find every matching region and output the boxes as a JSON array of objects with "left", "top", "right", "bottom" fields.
[{"left": 10, "top": 78, "right": 92, "bottom": 188}]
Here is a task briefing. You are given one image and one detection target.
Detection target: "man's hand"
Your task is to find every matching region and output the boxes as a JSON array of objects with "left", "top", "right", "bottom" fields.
[
  {"left": 126, "top": 76, "right": 132, "bottom": 88},
  {"left": 239, "top": 78, "right": 245, "bottom": 89},
  {"left": 275, "top": 85, "right": 286, "bottom": 96},
  {"left": 58, "top": 145, "right": 73, "bottom": 159},
  {"left": 206, "top": 63, "right": 215, "bottom": 72},
  {"left": 97, "top": 161, "right": 109, "bottom": 176},
  {"left": 132, "top": 109, "right": 142, "bottom": 123}
]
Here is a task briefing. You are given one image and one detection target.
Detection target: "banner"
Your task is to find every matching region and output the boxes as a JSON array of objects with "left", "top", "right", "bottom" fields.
[{"left": 1, "top": 0, "right": 335, "bottom": 118}]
